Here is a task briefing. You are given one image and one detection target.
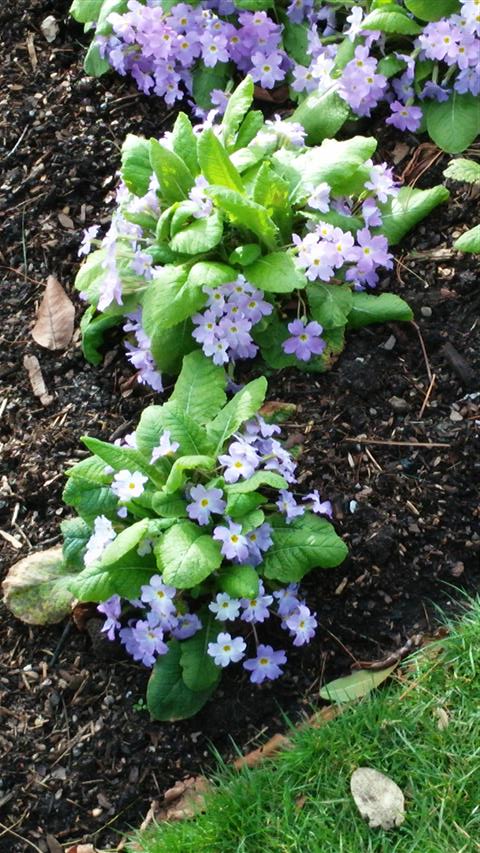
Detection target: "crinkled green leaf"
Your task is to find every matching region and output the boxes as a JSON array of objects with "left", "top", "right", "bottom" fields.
[
  {"left": 164, "top": 455, "right": 216, "bottom": 493},
  {"left": 169, "top": 350, "right": 227, "bottom": 424},
  {"left": 225, "top": 471, "right": 286, "bottom": 495},
  {"left": 61, "top": 517, "right": 91, "bottom": 570},
  {"left": 379, "top": 185, "right": 450, "bottom": 245},
  {"left": 218, "top": 564, "right": 259, "bottom": 599},
  {"left": 307, "top": 284, "right": 353, "bottom": 330},
  {"left": 155, "top": 521, "right": 222, "bottom": 588},
  {"left": 207, "top": 186, "right": 279, "bottom": 250},
  {"left": 444, "top": 158, "right": 480, "bottom": 184},
  {"left": 347, "top": 293, "right": 413, "bottom": 329},
  {"left": 207, "top": 377, "right": 267, "bottom": 451},
  {"left": 221, "top": 76, "right": 254, "bottom": 150},
  {"left": 69, "top": 0, "right": 104, "bottom": 23},
  {"left": 245, "top": 252, "right": 306, "bottom": 293},
  {"left": 261, "top": 513, "right": 348, "bottom": 582},
  {"left": 121, "top": 135, "right": 152, "bottom": 197},
  {"left": 69, "top": 554, "right": 155, "bottom": 602},
  {"left": 198, "top": 129, "right": 245, "bottom": 193},
  {"left": 99, "top": 519, "right": 150, "bottom": 567},
  {"left": 180, "top": 615, "right": 222, "bottom": 691},
  {"left": 147, "top": 642, "right": 216, "bottom": 721},
  {"left": 290, "top": 87, "right": 349, "bottom": 146},
  {"left": 171, "top": 112, "right": 198, "bottom": 177},
  {"left": 149, "top": 139, "right": 194, "bottom": 203},
  {"left": 454, "top": 224, "right": 480, "bottom": 253}
]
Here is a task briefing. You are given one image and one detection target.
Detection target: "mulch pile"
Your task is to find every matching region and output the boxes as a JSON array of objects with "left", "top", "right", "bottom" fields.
[{"left": 1, "top": 2, "right": 479, "bottom": 851}]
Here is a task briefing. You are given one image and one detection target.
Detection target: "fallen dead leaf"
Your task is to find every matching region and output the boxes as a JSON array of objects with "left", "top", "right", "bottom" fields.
[
  {"left": 434, "top": 707, "right": 449, "bottom": 730},
  {"left": 254, "top": 84, "right": 289, "bottom": 103},
  {"left": 58, "top": 212, "right": 75, "bottom": 230},
  {"left": 351, "top": 767, "right": 405, "bottom": 830},
  {"left": 233, "top": 733, "right": 290, "bottom": 769},
  {"left": 65, "top": 845, "right": 98, "bottom": 853},
  {"left": 31, "top": 274, "right": 75, "bottom": 350},
  {"left": 23, "top": 354, "right": 54, "bottom": 406},
  {"left": 41, "top": 15, "right": 59, "bottom": 42},
  {"left": 46, "top": 834, "right": 63, "bottom": 853},
  {"left": 140, "top": 776, "right": 211, "bottom": 830}
]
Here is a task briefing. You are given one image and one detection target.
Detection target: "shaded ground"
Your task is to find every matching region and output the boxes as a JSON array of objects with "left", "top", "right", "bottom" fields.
[{"left": 1, "top": 2, "right": 479, "bottom": 851}]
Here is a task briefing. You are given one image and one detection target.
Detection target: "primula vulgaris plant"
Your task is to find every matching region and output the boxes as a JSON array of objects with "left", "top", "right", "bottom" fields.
[
  {"left": 69, "top": 0, "right": 480, "bottom": 153},
  {"left": 58, "top": 353, "right": 347, "bottom": 719},
  {"left": 76, "top": 78, "right": 449, "bottom": 392}
]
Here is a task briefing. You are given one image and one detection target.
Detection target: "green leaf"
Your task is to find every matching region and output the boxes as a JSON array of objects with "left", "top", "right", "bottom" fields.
[
  {"left": 69, "top": 0, "right": 104, "bottom": 22},
  {"left": 307, "top": 284, "right": 353, "bottom": 330},
  {"left": 61, "top": 517, "right": 91, "bottom": 569},
  {"left": 320, "top": 665, "right": 398, "bottom": 704},
  {"left": 169, "top": 350, "right": 227, "bottom": 424},
  {"left": 229, "top": 244, "right": 262, "bottom": 266},
  {"left": 443, "top": 158, "right": 480, "bottom": 184},
  {"left": 186, "top": 261, "right": 236, "bottom": 290},
  {"left": 69, "top": 554, "right": 154, "bottom": 602},
  {"left": 218, "top": 564, "right": 259, "bottom": 599},
  {"left": 244, "top": 253, "right": 306, "bottom": 294},
  {"left": 65, "top": 455, "right": 112, "bottom": 485},
  {"left": 81, "top": 436, "right": 155, "bottom": 480},
  {"left": 225, "top": 471, "right": 287, "bottom": 495},
  {"left": 80, "top": 307, "right": 119, "bottom": 365},
  {"left": 147, "top": 642, "right": 216, "bottom": 721},
  {"left": 235, "top": 110, "right": 265, "bottom": 151},
  {"left": 2, "top": 547, "right": 79, "bottom": 625},
  {"left": 362, "top": 8, "right": 422, "bottom": 33},
  {"left": 155, "top": 521, "right": 222, "bottom": 588},
  {"left": 171, "top": 112, "right": 198, "bottom": 177},
  {"left": 207, "top": 377, "right": 268, "bottom": 451},
  {"left": 180, "top": 616, "right": 222, "bottom": 691},
  {"left": 198, "top": 129, "right": 245, "bottom": 194},
  {"left": 170, "top": 209, "right": 224, "bottom": 255},
  {"left": 252, "top": 163, "right": 292, "bottom": 240},
  {"left": 207, "top": 186, "right": 279, "bottom": 250},
  {"left": 404, "top": 0, "right": 460, "bottom": 21},
  {"left": 424, "top": 93, "right": 480, "bottom": 154},
  {"left": 165, "top": 455, "right": 216, "bottom": 493},
  {"left": 282, "top": 18, "right": 310, "bottom": 65},
  {"left": 152, "top": 492, "right": 188, "bottom": 518},
  {"left": 95, "top": 0, "right": 128, "bottom": 34},
  {"left": 347, "top": 293, "right": 413, "bottom": 329},
  {"left": 121, "top": 135, "right": 152, "bottom": 197},
  {"left": 379, "top": 185, "right": 450, "bottom": 245},
  {"left": 149, "top": 139, "right": 194, "bottom": 203},
  {"left": 150, "top": 319, "right": 197, "bottom": 375},
  {"left": 161, "top": 402, "right": 216, "bottom": 457},
  {"left": 142, "top": 264, "right": 206, "bottom": 333},
  {"left": 83, "top": 39, "right": 111, "bottom": 75},
  {"left": 225, "top": 491, "right": 266, "bottom": 519},
  {"left": 261, "top": 513, "right": 348, "bottom": 582},
  {"left": 99, "top": 519, "right": 150, "bottom": 567},
  {"left": 192, "top": 61, "right": 231, "bottom": 109},
  {"left": 377, "top": 55, "right": 407, "bottom": 78},
  {"left": 63, "top": 478, "right": 118, "bottom": 524},
  {"left": 221, "top": 76, "right": 254, "bottom": 150},
  {"left": 290, "top": 87, "right": 350, "bottom": 146},
  {"left": 454, "top": 224, "right": 480, "bottom": 253}
]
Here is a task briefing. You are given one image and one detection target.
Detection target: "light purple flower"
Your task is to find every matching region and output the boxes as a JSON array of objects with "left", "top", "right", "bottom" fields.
[
  {"left": 285, "top": 604, "right": 317, "bottom": 646},
  {"left": 386, "top": 101, "right": 423, "bottom": 133},
  {"left": 364, "top": 163, "right": 398, "bottom": 204},
  {"left": 84, "top": 515, "right": 116, "bottom": 567},
  {"left": 243, "top": 644, "right": 287, "bottom": 683},
  {"left": 189, "top": 176, "right": 213, "bottom": 219},
  {"left": 130, "top": 615, "right": 169, "bottom": 667},
  {"left": 241, "top": 581, "right": 273, "bottom": 623},
  {"left": 282, "top": 319, "right": 325, "bottom": 362},
  {"left": 303, "top": 490, "right": 333, "bottom": 518},
  {"left": 345, "top": 6, "right": 364, "bottom": 41},
  {"left": 213, "top": 521, "right": 250, "bottom": 562},
  {"left": 273, "top": 583, "right": 300, "bottom": 617},
  {"left": 307, "top": 181, "right": 331, "bottom": 213},
  {"left": 111, "top": 470, "right": 148, "bottom": 501},
  {"left": 140, "top": 574, "right": 177, "bottom": 620},
  {"left": 187, "top": 485, "right": 226, "bottom": 526},
  {"left": 151, "top": 430, "right": 180, "bottom": 462},
  {"left": 209, "top": 592, "right": 242, "bottom": 622},
  {"left": 97, "top": 594, "right": 122, "bottom": 641},
  {"left": 207, "top": 632, "right": 246, "bottom": 667},
  {"left": 276, "top": 490, "right": 305, "bottom": 524},
  {"left": 171, "top": 612, "right": 202, "bottom": 640},
  {"left": 250, "top": 51, "right": 285, "bottom": 88},
  {"left": 78, "top": 225, "right": 99, "bottom": 257}
]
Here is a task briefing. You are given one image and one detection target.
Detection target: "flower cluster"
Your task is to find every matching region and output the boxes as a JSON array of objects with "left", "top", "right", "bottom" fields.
[
  {"left": 96, "top": 1, "right": 288, "bottom": 106},
  {"left": 192, "top": 275, "right": 272, "bottom": 366},
  {"left": 77, "top": 403, "right": 333, "bottom": 686}
]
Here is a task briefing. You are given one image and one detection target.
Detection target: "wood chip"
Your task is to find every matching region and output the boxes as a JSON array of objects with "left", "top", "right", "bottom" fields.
[
  {"left": 26, "top": 33, "right": 37, "bottom": 70},
  {"left": 0, "top": 529, "right": 23, "bottom": 550},
  {"left": 31, "top": 274, "right": 75, "bottom": 350},
  {"left": 23, "top": 354, "right": 54, "bottom": 405}
]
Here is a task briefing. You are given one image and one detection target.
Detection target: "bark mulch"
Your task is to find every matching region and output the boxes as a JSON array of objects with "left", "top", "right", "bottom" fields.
[{"left": 1, "top": 2, "right": 479, "bottom": 851}]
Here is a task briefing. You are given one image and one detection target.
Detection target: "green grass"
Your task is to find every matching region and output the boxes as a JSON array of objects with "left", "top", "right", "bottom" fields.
[{"left": 130, "top": 600, "right": 480, "bottom": 853}]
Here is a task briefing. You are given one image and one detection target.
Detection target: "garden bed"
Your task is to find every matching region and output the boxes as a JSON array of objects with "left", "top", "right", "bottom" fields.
[{"left": 0, "top": 2, "right": 479, "bottom": 851}]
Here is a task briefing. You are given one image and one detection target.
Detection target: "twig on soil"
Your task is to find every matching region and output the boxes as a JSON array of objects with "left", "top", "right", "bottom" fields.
[
  {"left": 0, "top": 818, "right": 43, "bottom": 853},
  {"left": 49, "top": 620, "right": 73, "bottom": 668},
  {"left": 6, "top": 124, "right": 29, "bottom": 158},
  {"left": 343, "top": 437, "right": 450, "bottom": 448},
  {"left": 412, "top": 321, "right": 433, "bottom": 384},
  {"left": 441, "top": 342, "right": 476, "bottom": 387},
  {"left": 419, "top": 372, "right": 436, "bottom": 419},
  {"left": 352, "top": 634, "right": 423, "bottom": 671}
]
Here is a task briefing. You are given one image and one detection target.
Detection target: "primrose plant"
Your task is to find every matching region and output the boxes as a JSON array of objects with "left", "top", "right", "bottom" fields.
[
  {"left": 444, "top": 157, "right": 480, "bottom": 253},
  {"left": 69, "top": 1, "right": 480, "bottom": 153},
  {"left": 76, "top": 77, "right": 450, "bottom": 393},
  {"left": 60, "top": 353, "right": 347, "bottom": 720}
]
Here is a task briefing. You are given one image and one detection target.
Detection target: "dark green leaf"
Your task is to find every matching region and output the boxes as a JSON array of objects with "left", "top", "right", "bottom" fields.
[
  {"left": 424, "top": 93, "right": 480, "bottom": 154},
  {"left": 379, "top": 185, "right": 450, "bottom": 245},
  {"left": 149, "top": 139, "right": 194, "bottom": 203},
  {"left": 180, "top": 616, "right": 222, "bottom": 691},
  {"left": 347, "top": 293, "right": 413, "bottom": 329},
  {"left": 169, "top": 350, "right": 227, "bottom": 424},
  {"left": 192, "top": 62, "right": 231, "bottom": 110},
  {"left": 121, "top": 135, "right": 152, "bottom": 197},
  {"left": 404, "top": 0, "right": 460, "bottom": 21},
  {"left": 218, "top": 564, "right": 259, "bottom": 599},
  {"left": 171, "top": 112, "right": 199, "bottom": 177},
  {"left": 170, "top": 210, "right": 224, "bottom": 254},
  {"left": 246, "top": 252, "right": 306, "bottom": 293},
  {"left": 261, "top": 513, "right": 348, "bottom": 582},
  {"left": 207, "top": 377, "right": 268, "bottom": 451},
  {"left": 290, "top": 87, "right": 349, "bottom": 146},
  {"left": 147, "top": 642, "right": 216, "bottom": 721},
  {"left": 307, "top": 284, "right": 353, "bottom": 330},
  {"left": 155, "top": 521, "right": 222, "bottom": 588},
  {"left": 61, "top": 517, "right": 91, "bottom": 570},
  {"left": 207, "top": 186, "right": 279, "bottom": 250}
]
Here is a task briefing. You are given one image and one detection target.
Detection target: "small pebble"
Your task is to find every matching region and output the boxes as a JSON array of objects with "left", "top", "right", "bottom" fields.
[
  {"left": 421, "top": 306, "right": 432, "bottom": 318},
  {"left": 382, "top": 335, "right": 396, "bottom": 351},
  {"left": 40, "top": 15, "right": 59, "bottom": 43},
  {"left": 389, "top": 396, "right": 410, "bottom": 414}
]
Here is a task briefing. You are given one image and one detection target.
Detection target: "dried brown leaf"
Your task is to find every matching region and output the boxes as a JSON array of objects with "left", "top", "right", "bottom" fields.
[
  {"left": 31, "top": 274, "right": 74, "bottom": 350},
  {"left": 65, "top": 845, "right": 98, "bottom": 853},
  {"left": 46, "top": 835, "right": 63, "bottom": 853},
  {"left": 351, "top": 767, "right": 405, "bottom": 829},
  {"left": 233, "top": 733, "right": 290, "bottom": 769},
  {"left": 140, "top": 776, "right": 211, "bottom": 829},
  {"left": 23, "top": 354, "right": 54, "bottom": 406}
]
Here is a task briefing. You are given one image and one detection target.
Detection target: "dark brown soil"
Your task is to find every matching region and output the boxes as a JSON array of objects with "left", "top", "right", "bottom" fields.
[{"left": 1, "top": 2, "right": 479, "bottom": 851}]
